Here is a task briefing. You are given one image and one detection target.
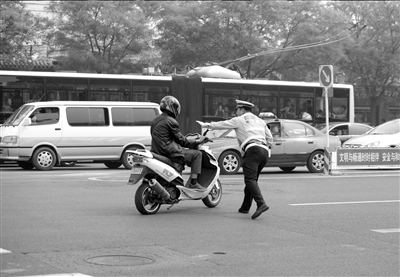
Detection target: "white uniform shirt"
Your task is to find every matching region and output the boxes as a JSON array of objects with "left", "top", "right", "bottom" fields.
[{"left": 208, "top": 112, "right": 273, "bottom": 156}]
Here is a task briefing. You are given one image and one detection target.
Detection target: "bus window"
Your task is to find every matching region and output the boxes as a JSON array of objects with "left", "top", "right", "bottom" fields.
[
  {"left": 90, "top": 78, "right": 130, "bottom": 102},
  {"left": 46, "top": 77, "right": 88, "bottom": 101}
]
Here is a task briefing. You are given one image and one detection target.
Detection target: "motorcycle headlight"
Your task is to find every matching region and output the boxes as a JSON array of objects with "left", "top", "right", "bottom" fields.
[
  {"left": 365, "top": 141, "right": 380, "bottom": 148},
  {"left": 2, "top": 136, "right": 18, "bottom": 144}
]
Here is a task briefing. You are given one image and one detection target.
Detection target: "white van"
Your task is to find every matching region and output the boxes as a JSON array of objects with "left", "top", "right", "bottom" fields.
[{"left": 0, "top": 101, "right": 160, "bottom": 170}]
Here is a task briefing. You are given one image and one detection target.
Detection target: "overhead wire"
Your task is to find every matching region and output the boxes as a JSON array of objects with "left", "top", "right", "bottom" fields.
[{"left": 217, "top": 25, "right": 366, "bottom": 67}]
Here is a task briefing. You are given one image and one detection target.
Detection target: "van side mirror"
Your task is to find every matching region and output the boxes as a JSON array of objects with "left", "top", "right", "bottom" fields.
[{"left": 23, "top": 118, "right": 32, "bottom": 126}]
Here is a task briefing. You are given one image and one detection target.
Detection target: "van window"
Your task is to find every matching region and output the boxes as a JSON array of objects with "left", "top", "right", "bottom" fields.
[
  {"left": 66, "top": 107, "right": 109, "bottom": 126},
  {"left": 30, "top": 107, "right": 60, "bottom": 125},
  {"left": 111, "top": 107, "right": 157, "bottom": 126}
]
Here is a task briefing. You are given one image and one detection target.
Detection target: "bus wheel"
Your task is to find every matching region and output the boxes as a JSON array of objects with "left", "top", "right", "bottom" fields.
[
  {"left": 32, "top": 147, "right": 57, "bottom": 171},
  {"left": 104, "top": 161, "right": 122, "bottom": 169},
  {"left": 122, "top": 146, "right": 142, "bottom": 169},
  {"left": 17, "top": 161, "right": 34, "bottom": 170}
]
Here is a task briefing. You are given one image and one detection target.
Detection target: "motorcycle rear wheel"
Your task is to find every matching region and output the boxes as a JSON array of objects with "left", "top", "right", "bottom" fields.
[
  {"left": 202, "top": 179, "right": 222, "bottom": 208},
  {"left": 135, "top": 182, "right": 161, "bottom": 215}
]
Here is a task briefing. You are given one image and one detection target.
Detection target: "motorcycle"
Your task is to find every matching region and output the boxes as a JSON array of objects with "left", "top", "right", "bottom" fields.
[{"left": 126, "top": 128, "right": 222, "bottom": 215}]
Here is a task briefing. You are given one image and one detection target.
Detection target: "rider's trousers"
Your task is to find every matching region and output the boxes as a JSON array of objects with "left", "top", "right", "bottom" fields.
[{"left": 183, "top": 149, "right": 202, "bottom": 175}]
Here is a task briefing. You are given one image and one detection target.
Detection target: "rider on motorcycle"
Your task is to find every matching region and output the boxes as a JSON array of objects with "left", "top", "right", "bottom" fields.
[{"left": 151, "top": 96, "right": 206, "bottom": 191}]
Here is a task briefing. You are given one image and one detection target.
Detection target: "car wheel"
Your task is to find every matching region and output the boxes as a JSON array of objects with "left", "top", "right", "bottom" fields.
[
  {"left": 17, "top": 161, "right": 34, "bottom": 170},
  {"left": 218, "top": 150, "right": 241, "bottom": 175},
  {"left": 307, "top": 150, "right": 324, "bottom": 173},
  {"left": 32, "top": 147, "right": 57, "bottom": 171},
  {"left": 122, "top": 146, "right": 142, "bottom": 169},
  {"left": 279, "top": 166, "right": 296, "bottom": 172},
  {"left": 104, "top": 161, "right": 122, "bottom": 169}
]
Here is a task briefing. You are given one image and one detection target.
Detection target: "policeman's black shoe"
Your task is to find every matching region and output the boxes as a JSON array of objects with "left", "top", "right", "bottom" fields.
[
  {"left": 238, "top": 208, "right": 249, "bottom": 214},
  {"left": 251, "top": 204, "right": 269, "bottom": 220}
]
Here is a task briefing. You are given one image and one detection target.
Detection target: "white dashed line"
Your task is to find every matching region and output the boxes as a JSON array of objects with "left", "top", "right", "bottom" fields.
[
  {"left": 20, "top": 273, "right": 93, "bottom": 277},
  {"left": 290, "top": 200, "right": 400, "bottom": 206},
  {"left": 371, "top": 228, "right": 400, "bottom": 233}
]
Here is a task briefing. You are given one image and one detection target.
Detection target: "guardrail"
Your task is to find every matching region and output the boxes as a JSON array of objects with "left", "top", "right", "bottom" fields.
[{"left": 324, "top": 147, "right": 400, "bottom": 175}]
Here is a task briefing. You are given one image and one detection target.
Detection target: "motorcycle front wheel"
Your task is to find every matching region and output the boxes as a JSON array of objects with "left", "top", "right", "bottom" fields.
[
  {"left": 202, "top": 179, "right": 222, "bottom": 208},
  {"left": 135, "top": 182, "right": 161, "bottom": 215}
]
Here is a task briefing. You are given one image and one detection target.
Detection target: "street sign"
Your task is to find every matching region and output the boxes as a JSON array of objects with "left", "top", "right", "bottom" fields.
[{"left": 319, "top": 65, "right": 333, "bottom": 88}]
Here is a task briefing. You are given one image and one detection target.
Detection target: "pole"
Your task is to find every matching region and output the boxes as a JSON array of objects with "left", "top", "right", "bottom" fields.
[{"left": 325, "top": 87, "right": 330, "bottom": 147}]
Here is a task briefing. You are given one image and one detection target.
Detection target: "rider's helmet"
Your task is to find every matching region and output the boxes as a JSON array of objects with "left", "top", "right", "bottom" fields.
[{"left": 160, "top": 96, "right": 181, "bottom": 118}]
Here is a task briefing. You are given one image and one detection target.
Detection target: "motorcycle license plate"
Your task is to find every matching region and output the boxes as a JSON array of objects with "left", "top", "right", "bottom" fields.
[{"left": 131, "top": 167, "right": 143, "bottom": 174}]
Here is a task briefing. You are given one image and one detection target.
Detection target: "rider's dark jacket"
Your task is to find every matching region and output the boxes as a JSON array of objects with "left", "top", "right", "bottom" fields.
[{"left": 150, "top": 111, "right": 197, "bottom": 165}]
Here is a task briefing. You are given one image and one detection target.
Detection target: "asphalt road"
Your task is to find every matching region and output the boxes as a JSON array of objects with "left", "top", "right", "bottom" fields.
[{"left": 1, "top": 163, "right": 399, "bottom": 277}]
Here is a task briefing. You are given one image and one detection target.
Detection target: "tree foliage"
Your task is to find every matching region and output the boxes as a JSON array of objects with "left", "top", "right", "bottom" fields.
[
  {"left": 47, "top": 1, "right": 156, "bottom": 73},
  {"left": 333, "top": 1, "right": 400, "bottom": 124},
  {"left": 0, "top": 1, "right": 43, "bottom": 61}
]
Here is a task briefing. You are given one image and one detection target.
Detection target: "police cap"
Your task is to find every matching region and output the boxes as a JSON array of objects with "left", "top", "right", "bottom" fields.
[{"left": 235, "top": 99, "right": 254, "bottom": 110}]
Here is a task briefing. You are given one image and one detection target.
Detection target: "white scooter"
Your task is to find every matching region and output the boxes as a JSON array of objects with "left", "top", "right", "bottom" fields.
[{"left": 126, "top": 129, "right": 222, "bottom": 215}]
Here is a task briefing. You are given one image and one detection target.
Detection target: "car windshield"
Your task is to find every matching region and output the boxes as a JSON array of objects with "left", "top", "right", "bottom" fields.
[
  {"left": 368, "top": 119, "right": 400, "bottom": 135},
  {"left": 2, "top": 105, "right": 34, "bottom": 126}
]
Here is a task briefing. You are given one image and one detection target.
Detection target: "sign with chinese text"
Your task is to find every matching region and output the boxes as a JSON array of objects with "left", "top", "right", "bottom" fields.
[{"left": 337, "top": 148, "right": 400, "bottom": 166}]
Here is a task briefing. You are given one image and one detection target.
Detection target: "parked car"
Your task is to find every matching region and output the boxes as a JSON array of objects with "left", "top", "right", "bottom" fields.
[
  {"left": 208, "top": 118, "right": 341, "bottom": 174},
  {"left": 342, "top": 118, "right": 400, "bottom": 148},
  {"left": 315, "top": 122, "right": 373, "bottom": 145}
]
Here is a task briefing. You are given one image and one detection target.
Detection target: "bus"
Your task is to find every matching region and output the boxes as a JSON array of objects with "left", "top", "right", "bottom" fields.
[{"left": 0, "top": 69, "right": 354, "bottom": 133}]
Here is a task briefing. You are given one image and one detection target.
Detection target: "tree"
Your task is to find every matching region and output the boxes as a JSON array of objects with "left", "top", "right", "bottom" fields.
[
  {"left": 0, "top": 1, "right": 43, "bottom": 62},
  {"left": 334, "top": 1, "right": 400, "bottom": 125},
  {"left": 153, "top": 0, "right": 351, "bottom": 80},
  {"left": 47, "top": 1, "right": 156, "bottom": 73}
]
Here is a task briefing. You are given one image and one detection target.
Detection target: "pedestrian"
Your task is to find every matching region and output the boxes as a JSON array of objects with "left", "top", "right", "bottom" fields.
[{"left": 199, "top": 99, "right": 273, "bottom": 219}]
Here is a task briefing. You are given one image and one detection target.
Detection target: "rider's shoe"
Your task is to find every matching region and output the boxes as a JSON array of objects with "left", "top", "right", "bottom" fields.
[{"left": 189, "top": 182, "right": 206, "bottom": 191}]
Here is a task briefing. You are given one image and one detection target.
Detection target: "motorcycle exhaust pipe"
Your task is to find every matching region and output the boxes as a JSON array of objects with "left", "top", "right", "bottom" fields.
[{"left": 149, "top": 179, "right": 170, "bottom": 200}]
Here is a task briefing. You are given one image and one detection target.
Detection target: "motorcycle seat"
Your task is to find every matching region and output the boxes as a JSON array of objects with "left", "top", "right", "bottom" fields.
[{"left": 151, "top": 152, "right": 184, "bottom": 173}]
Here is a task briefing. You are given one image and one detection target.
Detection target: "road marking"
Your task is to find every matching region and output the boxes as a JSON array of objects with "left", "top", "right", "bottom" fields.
[
  {"left": 290, "top": 200, "right": 400, "bottom": 206},
  {"left": 371, "top": 229, "right": 400, "bottom": 233},
  {"left": 21, "top": 273, "right": 93, "bottom": 277},
  {"left": 0, "top": 248, "right": 11, "bottom": 254}
]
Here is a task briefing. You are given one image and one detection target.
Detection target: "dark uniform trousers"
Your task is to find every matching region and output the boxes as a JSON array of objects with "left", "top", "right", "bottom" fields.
[{"left": 241, "top": 146, "right": 269, "bottom": 210}]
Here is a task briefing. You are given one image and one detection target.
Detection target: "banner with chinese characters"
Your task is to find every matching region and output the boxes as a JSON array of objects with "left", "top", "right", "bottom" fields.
[{"left": 337, "top": 148, "right": 400, "bottom": 166}]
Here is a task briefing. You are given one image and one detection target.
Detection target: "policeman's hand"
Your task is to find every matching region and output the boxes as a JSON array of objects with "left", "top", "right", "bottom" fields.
[{"left": 196, "top": 120, "right": 211, "bottom": 129}]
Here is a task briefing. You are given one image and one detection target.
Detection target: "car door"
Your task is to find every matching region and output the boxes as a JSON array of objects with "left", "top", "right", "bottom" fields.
[
  {"left": 281, "top": 121, "right": 317, "bottom": 163},
  {"left": 19, "top": 107, "right": 62, "bottom": 153},
  {"left": 267, "top": 122, "right": 285, "bottom": 164}
]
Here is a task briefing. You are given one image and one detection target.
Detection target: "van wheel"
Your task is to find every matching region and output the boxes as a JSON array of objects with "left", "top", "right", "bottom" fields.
[
  {"left": 122, "top": 146, "right": 142, "bottom": 169},
  {"left": 104, "top": 161, "right": 122, "bottom": 169},
  {"left": 17, "top": 161, "right": 34, "bottom": 170},
  {"left": 32, "top": 147, "right": 56, "bottom": 171}
]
